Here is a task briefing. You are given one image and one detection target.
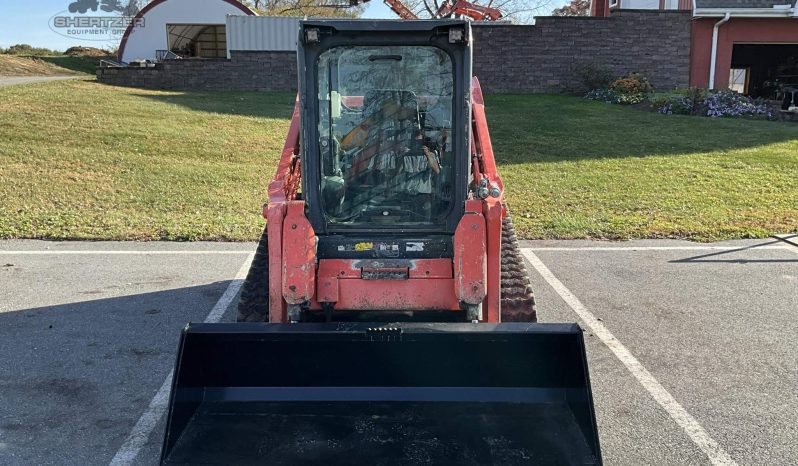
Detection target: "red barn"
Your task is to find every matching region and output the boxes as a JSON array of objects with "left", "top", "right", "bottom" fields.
[
  {"left": 591, "top": 0, "right": 798, "bottom": 98},
  {"left": 691, "top": 0, "right": 798, "bottom": 96}
]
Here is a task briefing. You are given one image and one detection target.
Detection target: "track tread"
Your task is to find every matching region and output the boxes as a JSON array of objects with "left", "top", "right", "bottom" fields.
[
  {"left": 236, "top": 227, "right": 270, "bottom": 323},
  {"left": 500, "top": 214, "right": 537, "bottom": 322}
]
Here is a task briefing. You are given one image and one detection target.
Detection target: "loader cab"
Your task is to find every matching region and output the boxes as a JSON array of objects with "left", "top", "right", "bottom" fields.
[{"left": 298, "top": 20, "right": 473, "bottom": 236}]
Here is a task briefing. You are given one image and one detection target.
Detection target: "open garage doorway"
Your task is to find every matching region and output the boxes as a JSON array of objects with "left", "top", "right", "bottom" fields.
[
  {"left": 730, "top": 44, "right": 798, "bottom": 99},
  {"left": 166, "top": 24, "right": 227, "bottom": 59}
]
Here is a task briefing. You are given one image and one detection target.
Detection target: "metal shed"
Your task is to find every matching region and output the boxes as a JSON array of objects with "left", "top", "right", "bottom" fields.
[
  {"left": 118, "top": 0, "right": 256, "bottom": 63},
  {"left": 225, "top": 16, "right": 301, "bottom": 57}
]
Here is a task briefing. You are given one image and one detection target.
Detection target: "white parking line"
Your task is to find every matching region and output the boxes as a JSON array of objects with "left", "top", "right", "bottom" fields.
[
  {"left": 523, "top": 246, "right": 788, "bottom": 251},
  {"left": 108, "top": 253, "right": 254, "bottom": 466},
  {"left": 0, "top": 250, "right": 252, "bottom": 255},
  {"left": 521, "top": 249, "right": 738, "bottom": 466},
  {"left": 773, "top": 235, "right": 798, "bottom": 255}
]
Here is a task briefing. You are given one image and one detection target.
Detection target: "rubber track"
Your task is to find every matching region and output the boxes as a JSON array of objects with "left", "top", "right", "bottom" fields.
[
  {"left": 500, "top": 215, "right": 537, "bottom": 322},
  {"left": 236, "top": 227, "right": 270, "bottom": 322}
]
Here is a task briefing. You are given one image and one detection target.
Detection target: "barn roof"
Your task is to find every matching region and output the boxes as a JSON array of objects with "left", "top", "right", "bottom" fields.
[{"left": 117, "top": 0, "right": 256, "bottom": 63}]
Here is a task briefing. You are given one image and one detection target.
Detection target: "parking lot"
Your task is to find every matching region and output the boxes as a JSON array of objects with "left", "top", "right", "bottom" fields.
[{"left": 1, "top": 237, "right": 796, "bottom": 465}]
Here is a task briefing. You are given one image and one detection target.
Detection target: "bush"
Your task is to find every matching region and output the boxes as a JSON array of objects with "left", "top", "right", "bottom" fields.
[
  {"left": 2, "top": 44, "right": 61, "bottom": 56},
  {"left": 684, "top": 87, "right": 708, "bottom": 112},
  {"left": 656, "top": 88, "right": 706, "bottom": 115},
  {"left": 584, "top": 88, "right": 619, "bottom": 103},
  {"left": 658, "top": 95, "right": 696, "bottom": 115},
  {"left": 65, "top": 46, "right": 108, "bottom": 57},
  {"left": 575, "top": 63, "right": 614, "bottom": 91},
  {"left": 611, "top": 72, "right": 652, "bottom": 96},
  {"left": 584, "top": 72, "right": 654, "bottom": 105}
]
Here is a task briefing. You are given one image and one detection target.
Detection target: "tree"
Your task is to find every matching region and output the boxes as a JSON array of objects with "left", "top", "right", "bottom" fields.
[
  {"left": 245, "top": 0, "right": 550, "bottom": 23},
  {"left": 243, "top": 0, "right": 365, "bottom": 17},
  {"left": 551, "top": 0, "right": 589, "bottom": 16},
  {"left": 401, "top": 0, "right": 551, "bottom": 23},
  {"left": 121, "top": 0, "right": 146, "bottom": 16}
]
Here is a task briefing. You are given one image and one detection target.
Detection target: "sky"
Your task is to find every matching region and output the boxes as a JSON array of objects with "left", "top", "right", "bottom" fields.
[{"left": 0, "top": 0, "right": 562, "bottom": 51}]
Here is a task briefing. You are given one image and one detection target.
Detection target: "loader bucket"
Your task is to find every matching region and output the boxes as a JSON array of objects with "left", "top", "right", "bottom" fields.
[{"left": 160, "top": 322, "right": 601, "bottom": 465}]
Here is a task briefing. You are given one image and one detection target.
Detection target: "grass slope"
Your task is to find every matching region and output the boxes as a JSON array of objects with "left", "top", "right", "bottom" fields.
[
  {"left": 37, "top": 55, "right": 103, "bottom": 74},
  {"left": 0, "top": 55, "right": 75, "bottom": 76},
  {"left": 0, "top": 81, "right": 795, "bottom": 241},
  {"left": 0, "top": 81, "right": 292, "bottom": 240},
  {"left": 0, "top": 55, "right": 101, "bottom": 76}
]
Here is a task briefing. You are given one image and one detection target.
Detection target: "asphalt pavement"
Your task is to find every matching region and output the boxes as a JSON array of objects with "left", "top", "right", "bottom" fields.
[
  {"left": 0, "top": 237, "right": 796, "bottom": 465},
  {"left": 0, "top": 76, "right": 82, "bottom": 87},
  {"left": 521, "top": 237, "right": 798, "bottom": 465}
]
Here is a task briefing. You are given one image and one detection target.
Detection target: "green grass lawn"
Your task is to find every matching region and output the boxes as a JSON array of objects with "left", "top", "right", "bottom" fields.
[
  {"left": 0, "top": 80, "right": 292, "bottom": 240},
  {"left": 0, "top": 54, "right": 103, "bottom": 76},
  {"left": 488, "top": 95, "right": 798, "bottom": 240},
  {"left": 0, "top": 80, "right": 796, "bottom": 241},
  {"left": 36, "top": 55, "right": 105, "bottom": 74}
]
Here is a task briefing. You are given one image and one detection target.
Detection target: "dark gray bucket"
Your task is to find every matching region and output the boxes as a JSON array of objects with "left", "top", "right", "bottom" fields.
[{"left": 160, "top": 322, "right": 601, "bottom": 465}]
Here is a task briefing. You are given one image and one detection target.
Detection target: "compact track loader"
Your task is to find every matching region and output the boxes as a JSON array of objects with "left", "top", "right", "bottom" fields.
[{"left": 160, "top": 20, "right": 601, "bottom": 465}]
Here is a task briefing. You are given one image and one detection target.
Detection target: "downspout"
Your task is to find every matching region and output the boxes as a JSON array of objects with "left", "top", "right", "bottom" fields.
[{"left": 708, "top": 12, "right": 731, "bottom": 89}]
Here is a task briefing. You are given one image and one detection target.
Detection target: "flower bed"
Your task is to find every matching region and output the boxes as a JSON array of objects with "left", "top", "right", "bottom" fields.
[
  {"left": 655, "top": 89, "right": 774, "bottom": 119},
  {"left": 586, "top": 80, "right": 779, "bottom": 121},
  {"left": 577, "top": 65, "right": 789, "bottom": 121}
]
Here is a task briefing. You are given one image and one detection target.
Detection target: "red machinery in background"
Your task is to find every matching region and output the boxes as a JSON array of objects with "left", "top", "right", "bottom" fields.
[
  {"left": 383, "top": 0, "right": 420, "bottom": 18},
  {"left": 371, "top": 0, "right": 503, "bottom": 21},
  {"left": 433, "top": 0, "right": 503, "bottom": 21}
]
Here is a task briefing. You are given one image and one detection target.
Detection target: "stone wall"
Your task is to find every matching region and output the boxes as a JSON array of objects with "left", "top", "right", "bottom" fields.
[
  {"left": 471, "top": 11, "right": 692, "bottom": 93},
  {"left": 97, "top": 11, "right": 692, "bottom": 93},
  {"left": 97, "top": 51, "right": 297, "bottom": 91}
]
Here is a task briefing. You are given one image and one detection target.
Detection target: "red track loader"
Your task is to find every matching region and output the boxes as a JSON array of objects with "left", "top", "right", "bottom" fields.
[{"left": 160, "top": 20, "right": 601, "bottom": 465}]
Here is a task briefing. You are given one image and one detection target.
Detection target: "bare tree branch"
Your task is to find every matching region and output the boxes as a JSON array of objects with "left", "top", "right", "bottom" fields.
[
  {"left": 421, "top": 0, "right": 438, "bottom": 17},
  {"left": 243, "top": 0, "right": 548, "bottom": 23}
]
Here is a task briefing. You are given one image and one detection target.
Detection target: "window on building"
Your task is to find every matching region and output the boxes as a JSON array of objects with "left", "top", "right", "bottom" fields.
[{"left": 620, "top": 0, "right": 658, "bottom": 8}]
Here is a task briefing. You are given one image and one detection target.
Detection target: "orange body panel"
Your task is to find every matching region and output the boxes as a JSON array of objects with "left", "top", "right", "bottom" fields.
[
  {"left": 471, "top": 77, "right": 506, "bottom": 322},
  {"left": 281, "top": 201, "right": 316, "bottom": 305},
  {"left": 482, "top": 197, "right": 503, "bottom": 323},
  {"left": 266, "top": 99, "right": 302, "bottom": 323},
  {"left": 266, "top": 202, "right": 287, "bottom": 323},
  {"left": 315, "top": 259, "right": 456, "bottom": 309},
  {"left": 317, "top": 279, "right": 461, "bottom": 311},
  {"left": 453, "top": 200, "right": 487, "bottom": 306}
]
